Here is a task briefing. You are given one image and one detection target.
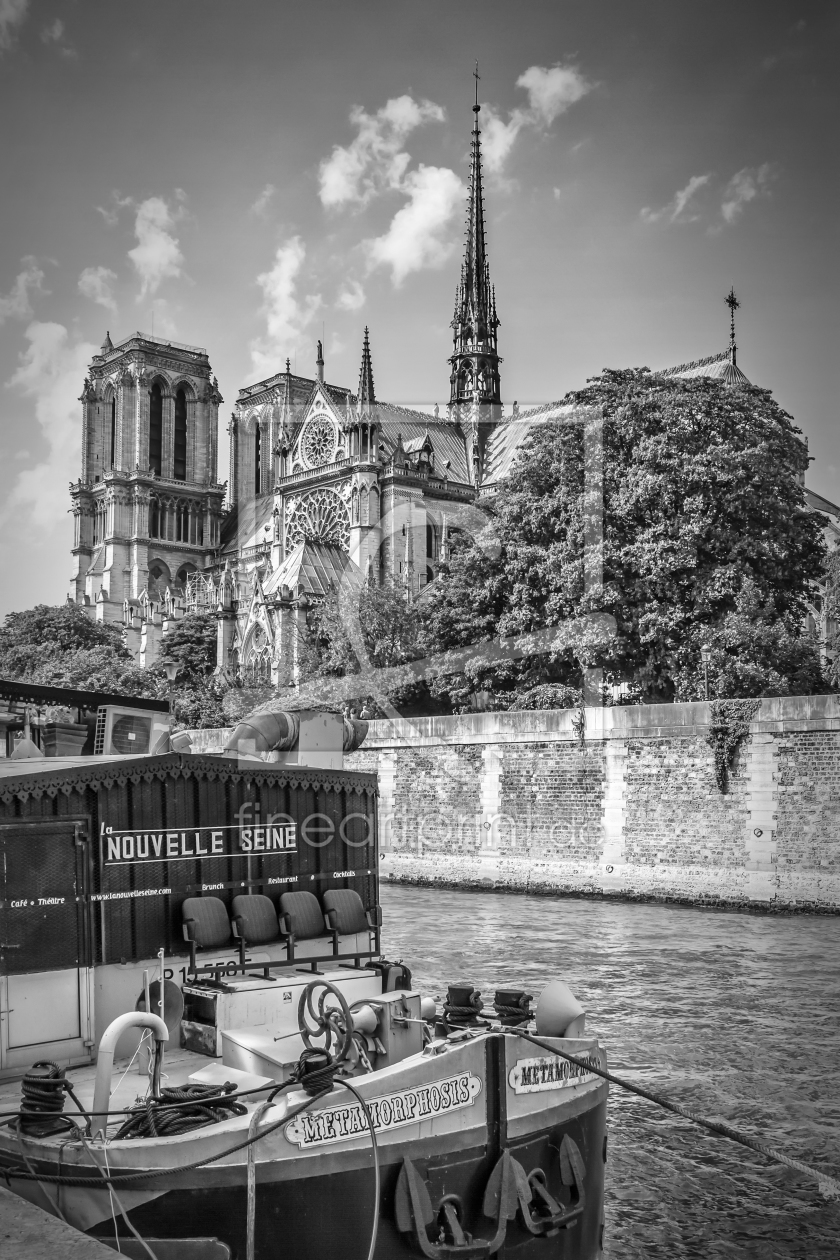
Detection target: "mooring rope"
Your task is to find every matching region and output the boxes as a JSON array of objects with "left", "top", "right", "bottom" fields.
[{"left": 511, "top": 1030, "right": 840, "bottom": 1201}]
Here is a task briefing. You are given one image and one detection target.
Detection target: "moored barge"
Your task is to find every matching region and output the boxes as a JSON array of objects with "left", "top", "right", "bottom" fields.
[{"left": 0, "top": 692, "right": 608, "bottom": 1258}]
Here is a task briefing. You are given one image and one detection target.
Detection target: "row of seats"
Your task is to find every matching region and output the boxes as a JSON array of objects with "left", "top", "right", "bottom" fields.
[{"left": 181, "top": 889, "right": 382, "bottom": 976}]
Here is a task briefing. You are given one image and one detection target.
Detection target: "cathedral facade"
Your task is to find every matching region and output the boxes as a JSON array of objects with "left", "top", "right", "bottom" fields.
[{"left": 69, "top": 95, "right": 838, "bottom": 681}]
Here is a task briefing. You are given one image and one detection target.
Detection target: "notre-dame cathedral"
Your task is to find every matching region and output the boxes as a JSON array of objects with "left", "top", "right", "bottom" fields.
[{"left": 69, "top": 96, "right": 836, "bottom": 683}]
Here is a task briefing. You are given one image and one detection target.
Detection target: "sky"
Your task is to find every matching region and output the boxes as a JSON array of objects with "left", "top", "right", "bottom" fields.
[{"left": 0, "top": 0, "right": 837, "bottom": 616}]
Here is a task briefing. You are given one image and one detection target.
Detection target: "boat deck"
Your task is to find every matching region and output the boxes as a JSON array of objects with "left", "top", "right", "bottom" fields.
[{"left": 0, "top": 1046, "right": 266, "bottom": 1139}]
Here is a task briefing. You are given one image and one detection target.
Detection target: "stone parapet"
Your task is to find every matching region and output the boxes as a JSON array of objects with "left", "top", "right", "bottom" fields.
[{"left": 346, "top": 695, "right": 840, "bottom": 912}]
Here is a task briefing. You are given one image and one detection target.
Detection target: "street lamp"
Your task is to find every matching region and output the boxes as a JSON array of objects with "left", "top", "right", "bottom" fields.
[
  {"left": 700, "top": 644, "right": 711, "bottom": 702},
  {"left": 163, "top": 662, "right": 179, "bottom": 683}
]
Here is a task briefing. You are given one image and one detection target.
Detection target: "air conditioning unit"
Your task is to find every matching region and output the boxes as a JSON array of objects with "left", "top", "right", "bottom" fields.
[{"left": 93, "top": 706, "right": 170, "bottom": 756}]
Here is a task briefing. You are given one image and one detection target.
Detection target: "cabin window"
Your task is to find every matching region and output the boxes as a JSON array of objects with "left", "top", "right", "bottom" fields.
[
  {"left": 149, "top": 383, "right": 163, "bottom": 475},
  {"left": 174, "top": 388, "right": 187, "bottom": 480}
]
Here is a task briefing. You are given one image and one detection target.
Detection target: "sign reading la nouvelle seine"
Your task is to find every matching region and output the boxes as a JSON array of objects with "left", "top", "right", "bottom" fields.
[
  {"left": 285, "top": 1072, "right": 482, "bottom": 1148},
  {"left": 100, "top": 821, "right": 296, "bottom": 865}
]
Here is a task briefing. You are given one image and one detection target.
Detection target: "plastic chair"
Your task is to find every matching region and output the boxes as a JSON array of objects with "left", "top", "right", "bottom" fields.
[
  {"left": 278, "top": 891, "right": 328, "bottom": 966},
  {"left": 182, "top": 896, "right": 232, "bottom": 976},
  {"left": 231, "top": 894, "right": 281, "bottom": 977},
  {"left": 322, "top": 889, "right": 382, "bottom": 966}
]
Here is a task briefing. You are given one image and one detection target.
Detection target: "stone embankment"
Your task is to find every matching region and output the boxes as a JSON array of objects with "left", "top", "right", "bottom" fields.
[{"left": 343, "top": 696, "right": 840, "bottom": 911}]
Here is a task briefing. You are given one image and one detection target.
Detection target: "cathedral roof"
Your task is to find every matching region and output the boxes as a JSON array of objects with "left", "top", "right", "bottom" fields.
[
  {"left": 262, "top": 539, "right": 362, "bottom": 600},
  {"left": 219, "top": 492, "right": 274, "bottom": 553},
  {"left": 482, "top": 403, "right": 573, "bottom": 488},
  {"left": 375, "top": 406, "right": 472, "bottom": 483},
  {"left": 657, "top": 349, "right": 751, "bottom": 386}
]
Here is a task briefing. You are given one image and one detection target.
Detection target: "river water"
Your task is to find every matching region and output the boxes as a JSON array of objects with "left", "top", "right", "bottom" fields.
[{"left": 381, "top": 883, "right": 840, "bottom": 1259}]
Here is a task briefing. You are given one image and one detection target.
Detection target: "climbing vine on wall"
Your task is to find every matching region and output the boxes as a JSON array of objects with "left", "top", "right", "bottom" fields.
[{"left": 706, "top": 699, "right": 761, "bottom": 793}]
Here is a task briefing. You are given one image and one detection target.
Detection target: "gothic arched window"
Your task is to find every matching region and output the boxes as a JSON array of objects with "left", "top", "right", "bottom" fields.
[
  {"left": 149, "top": 497, "right": 160, "bottom": 539},
  {"left": 426, "top": 522, "right": 437, "bottom": 559},
  {"left": 254, "top": 424, "right": 262, "bottom": 496},
  {"left": 109, "top": 396, "right": 116, "bottom": 469},
  {"left": 174, "top": 388, "right": 187, "bottom": 480},
  {"left": 149, "top": 383, "right": 163, "bottom": 475}
]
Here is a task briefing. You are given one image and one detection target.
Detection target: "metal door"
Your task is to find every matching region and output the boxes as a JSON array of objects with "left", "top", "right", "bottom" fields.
[{"left": 0, "top": 819, "right": 93, "bottom": 1072}]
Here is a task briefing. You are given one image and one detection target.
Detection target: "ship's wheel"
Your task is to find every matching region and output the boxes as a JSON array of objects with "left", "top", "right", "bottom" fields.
[{"left": 298, "top": 979, "right": 352, "bottom": 1060}]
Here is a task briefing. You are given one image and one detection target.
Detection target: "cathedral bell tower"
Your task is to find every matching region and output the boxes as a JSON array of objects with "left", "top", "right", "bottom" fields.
[{"left": 449, "top": 68, "right": 501, "bottom": 485}]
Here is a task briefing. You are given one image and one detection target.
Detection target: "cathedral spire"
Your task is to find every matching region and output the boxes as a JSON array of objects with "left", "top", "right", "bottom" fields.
[
  {"left": 449, "top": 65, "right": 501, "bottom": 411},
  {"left": 725, "top": 286, "right": 740, "bottom": 366},
  {"left": 357, "top": 326, "right": 376, "bottom": 414}
]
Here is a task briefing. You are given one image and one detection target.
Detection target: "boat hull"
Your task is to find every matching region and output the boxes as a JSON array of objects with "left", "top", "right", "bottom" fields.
[
  {"left": 3, "top": 1034, "right": 607, "bottom": 1259},
  {"left": 90, "top": 1104, "right": 606, "bottom": 1258}
]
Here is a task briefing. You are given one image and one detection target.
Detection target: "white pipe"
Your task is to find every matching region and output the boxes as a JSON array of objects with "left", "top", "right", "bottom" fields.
[
  {"left": 158, "top": 948, "right": 165, "bottom": 1027},
  {"left": 91, "top": 1012, "right": 169, "bottom": 1138}
]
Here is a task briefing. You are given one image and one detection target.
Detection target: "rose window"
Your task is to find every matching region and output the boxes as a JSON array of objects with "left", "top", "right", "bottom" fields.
[
  {"left": 286, "top": 488, "right": 350, "bottom": 551},
  {"left": 300, "top": 415, "right": 336, "bottom": 469}
]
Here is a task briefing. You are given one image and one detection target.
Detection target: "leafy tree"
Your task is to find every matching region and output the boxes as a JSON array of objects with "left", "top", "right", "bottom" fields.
[
  {"left": 821, "top": 545, "right": 840, "bottom": 690},
  {"left": 0, "top": 603, "right": 228, "bottom": 729},
  {"left": 423, "top": 369, "right": 826, "bottom": 707},
  {"left": 298, "top": 578, "right": 428, "bottom": 715},
  {"left": 0, "top": 603, "right": 139, "bottom": 691},
  {"left": 510, "top": 683, "right": 582, "bottom": 711},
  {"left": 152, "top": 613, "right": 228, "bottom": 729}
]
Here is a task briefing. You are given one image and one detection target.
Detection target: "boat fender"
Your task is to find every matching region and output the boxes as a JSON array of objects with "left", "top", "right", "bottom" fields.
[
  {"left": 534, "top": 981, "right": 586, "bottom": 1039},
  {"left": 91, "top": 1011, "right": 169, "bottom": 1138},
  {"left": 420, "top": 997, "right": 437, "bottom": 1022}
]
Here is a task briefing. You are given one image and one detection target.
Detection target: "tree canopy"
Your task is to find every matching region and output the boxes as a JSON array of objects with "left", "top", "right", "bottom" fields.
[
  {"left": 0, "top": 603, "right": 227, "bottom": 728},
  {"left": 421, "top": 369, "right": 827, "bottom": 708}
]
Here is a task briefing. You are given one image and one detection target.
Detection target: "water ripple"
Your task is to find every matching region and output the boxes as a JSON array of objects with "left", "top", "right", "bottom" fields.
[{"left": 382, "top": 884, "right": 840, "bottom": 1259}]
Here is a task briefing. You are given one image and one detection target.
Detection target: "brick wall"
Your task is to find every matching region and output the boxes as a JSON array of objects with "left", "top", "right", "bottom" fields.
[{"left": 345, "top": 697, "right": 840, "bottom": 911}]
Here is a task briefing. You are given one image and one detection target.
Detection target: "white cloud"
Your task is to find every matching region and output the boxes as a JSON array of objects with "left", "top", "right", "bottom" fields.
[
  {"left": 128, "top": 195, "right": 185, "bottom": 299},
  {"left": 319, "top": 95, "right": 445, "bottom": 209},
  {"left": 251, "top": 183, "right": 276, "bottom": 217},
  {"left": 250, "top": 236, "right": 321, "bottom": 377},
  {"left": 0, "top": 0, "right": 28, "bottom": 53},
  {"left": 149, "top": 297, "right": 178, "bottom": 338},
  {"left": 78, "top": 265, "right": 118, "bottom": 315},
  {"left": 481, "top": 107, "right": 526, "bottom": 176},
  {"left": 641, "top": 173, "right": 712, "bottom": 224},
  {"left": 336, "top": 280, "right": 365, "bottom": 312},
  {"left": 480, "top": 62, "right": 594, "bottom": 175},
  {"left": 2, "top": 322, "right": 97, "bottom": 531},
  {"left": 365, "top": 165, "right": 464, "bottom": 287},
  {"left": 0, "top": 256, "right": 46, "bottom": 325},
  {"left": 517, "top": 63, "right": 592, "bottom": 126},
  {"left": 721, "top": 163, "right": 775, "bottom": 224},
  {"left": 95, "top": 194, "right": 124, "bottom": 227},
  {"left": 41, "top": 16, "right": 75, "bottom": 57}
]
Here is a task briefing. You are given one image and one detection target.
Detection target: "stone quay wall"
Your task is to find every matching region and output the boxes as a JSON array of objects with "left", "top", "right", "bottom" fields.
[{"left": 344, "top": 695, "right": 840, "bottom": 911}]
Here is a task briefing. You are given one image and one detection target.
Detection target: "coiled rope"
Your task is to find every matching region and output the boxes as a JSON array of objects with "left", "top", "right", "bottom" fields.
[
  {"left": 512, "top": 1030, "right": 840, "bottom": 1201},
  {"left": 18, "top": 1062, "right": 89, "bottom": 1137},
  {"left": 113, "top": 1082, "right": 247, "bottom": 1141},
  {"left": 291, "top": 1049, "right": 337, "bottom": 1098},
  {"left": 493, "top": 1002, "right": 533, "bottom": 1027}
]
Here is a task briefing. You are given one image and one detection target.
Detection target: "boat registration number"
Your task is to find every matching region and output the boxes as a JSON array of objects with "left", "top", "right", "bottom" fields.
[
  {"left": 285, "top": 1072, "right": 482, "bottom": 1148},
  {"left": 509, "top": 1052, "right": 601, "bottom": 1094}
]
